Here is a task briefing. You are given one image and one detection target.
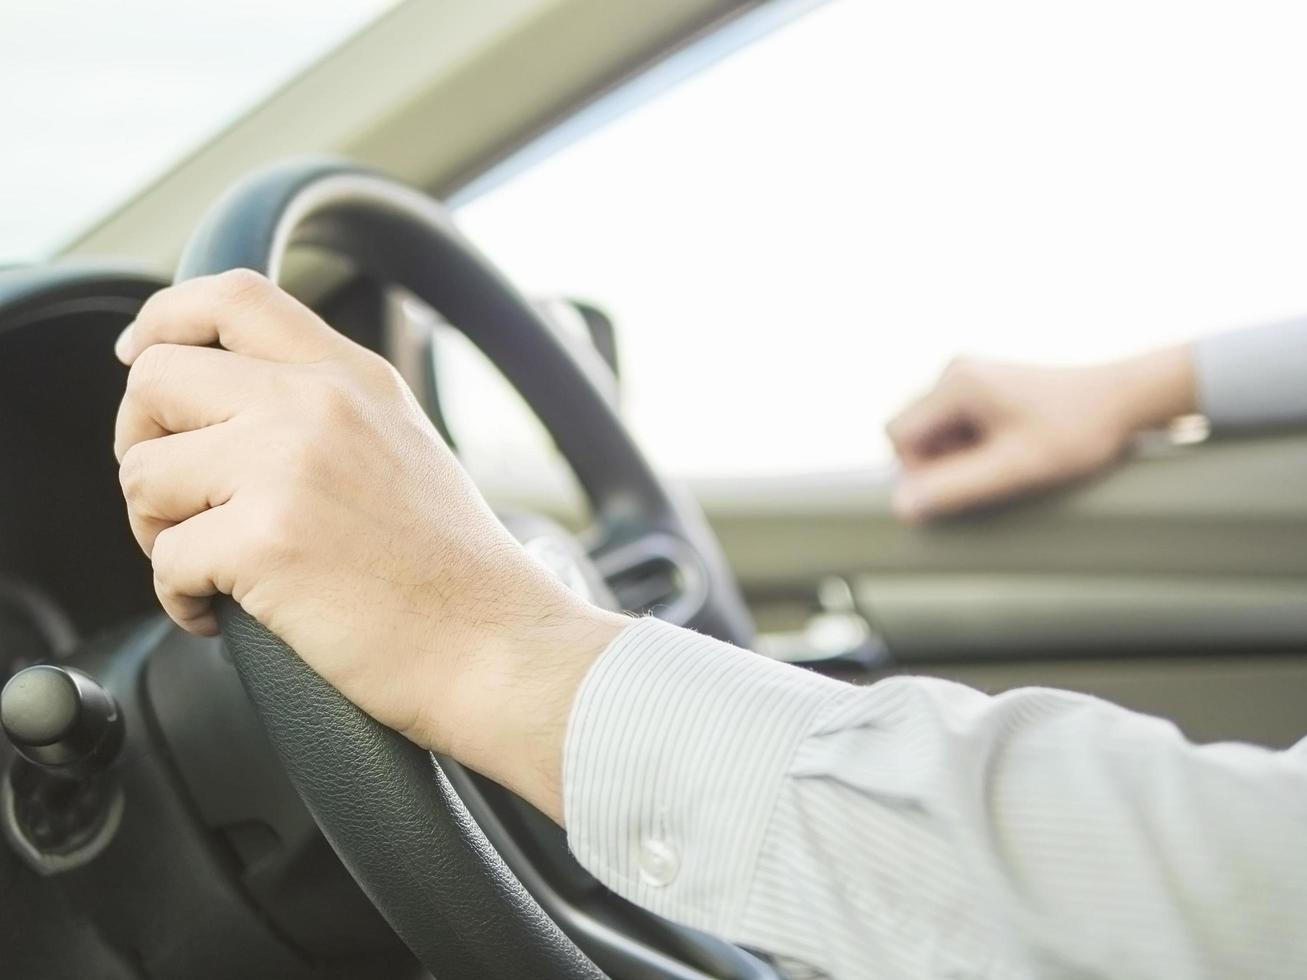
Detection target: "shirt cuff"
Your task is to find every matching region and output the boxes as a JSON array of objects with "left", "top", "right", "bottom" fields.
[
  {"left": 1194, "top": 317, "right": 1307, "bottom": 432},
  {"left": 562, "top": 616, "right": 850, "bottom": 934}
]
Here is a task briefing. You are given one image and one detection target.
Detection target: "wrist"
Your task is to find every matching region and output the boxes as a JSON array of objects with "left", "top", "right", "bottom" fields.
[
  {"left": 1100, "top": 344, "right": 1198, "bottom": 438},
  {"left": 431, "top": 594, "right": 628, "bottom": 823}
]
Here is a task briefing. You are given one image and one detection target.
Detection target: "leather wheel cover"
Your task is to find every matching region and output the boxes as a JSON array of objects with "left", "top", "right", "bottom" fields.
[{"left": 175, "top": 159, "right": 755, "bottom": 979}]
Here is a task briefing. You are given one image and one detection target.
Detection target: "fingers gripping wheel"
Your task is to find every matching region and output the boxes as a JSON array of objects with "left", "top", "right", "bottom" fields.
[{"left": 178, "top": 160, "right": 756, "bottom": 980}]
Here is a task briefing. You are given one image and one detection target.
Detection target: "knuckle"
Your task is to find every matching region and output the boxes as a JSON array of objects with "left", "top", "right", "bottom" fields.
[
  {"left": 304, "top": 373, "right": 364, "bottom": 429},
  {"left": 150, "top": 526, "right": 180, "bottom": 578},
  {"left": 214, "top": 268, "right": 272, "bottom": 304},
  {"left": 135, "top": 288, "right": 164, "bottom": 319},
  {"left": 117, "top": 443, "right": 149, "bottom": 500},
  {"left": 358, "top": 350, "right": 403, "bottom": 389},
  {"left": 243, "top": 497, "right": 299, "bottom": 567},
  {"left": 130, "top": 291, "right": 165, "bottom": 340},
  {"left": 151, "top": 576, "right": 173, "bottom": 605},
  {"left": 941, "top": 357, "right": 1001, "bottom": 402},
  {"left": 277, "top": 432, "right": 324, "bottom": 484},
  {"left": 126, "top": 342, "right": 177, "bottom": 396}
]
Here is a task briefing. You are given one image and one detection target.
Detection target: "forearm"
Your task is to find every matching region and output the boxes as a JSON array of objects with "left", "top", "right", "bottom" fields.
[{"left": 563, "top": 618, "right": 1307, "bottom": 978}]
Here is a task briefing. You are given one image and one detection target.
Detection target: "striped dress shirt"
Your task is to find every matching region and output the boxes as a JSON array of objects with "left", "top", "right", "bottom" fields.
[{"left": 564, "top": 618, "right": 1307, "bottom": 979}]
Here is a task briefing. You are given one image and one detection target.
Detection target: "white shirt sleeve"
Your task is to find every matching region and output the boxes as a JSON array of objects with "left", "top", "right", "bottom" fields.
[
  {"left": 1195, "top": 317, "right": 1307, "bottom": 431},
  {"left": 563, "top": 617, "right": 1307, "bottom": 980}
]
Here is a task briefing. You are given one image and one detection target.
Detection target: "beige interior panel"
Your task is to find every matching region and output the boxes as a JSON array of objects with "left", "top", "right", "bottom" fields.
[
  {"left": 711, "top": 433, "right": 1306, "bottom": 662},
  {"left": 699, "top": 432, "right": 1307, "bottom": 589}
]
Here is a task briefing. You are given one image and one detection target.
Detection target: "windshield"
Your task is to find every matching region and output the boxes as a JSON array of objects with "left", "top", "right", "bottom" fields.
[
  {"left": 0, "top": 0, "right": 398, "bottom": 264},
  {"left": 452, "top": 0, "right": 1307, "bottom": 478}
]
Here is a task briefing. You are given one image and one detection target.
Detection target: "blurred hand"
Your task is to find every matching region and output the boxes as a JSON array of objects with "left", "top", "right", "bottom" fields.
[
  {"left": 114, "top": 270, "right": 624, "bottom": 820},
  {"left": 886, "top": 349, "right": 1196, "bottom": 522}
]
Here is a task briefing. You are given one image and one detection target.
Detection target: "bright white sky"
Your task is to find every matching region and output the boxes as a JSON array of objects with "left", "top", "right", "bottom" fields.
[
  {"left": 3, "top": 0, "right": 1307, "bottom": 478},
  {"left": 455, "top": 0, "right": 1307, "bottom": 477},
  {"left": 0, "top": 0, "right": 395, "bottom": 259}
]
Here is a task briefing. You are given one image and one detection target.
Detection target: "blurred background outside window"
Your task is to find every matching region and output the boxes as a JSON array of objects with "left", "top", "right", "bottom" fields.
[{"left": 454, "top": 0, "right": 1307, "bottom": 477}]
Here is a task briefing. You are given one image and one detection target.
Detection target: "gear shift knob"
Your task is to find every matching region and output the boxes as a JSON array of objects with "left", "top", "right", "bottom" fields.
[{"left": 1, "top": 665, "right": 123, "bottom": 779}]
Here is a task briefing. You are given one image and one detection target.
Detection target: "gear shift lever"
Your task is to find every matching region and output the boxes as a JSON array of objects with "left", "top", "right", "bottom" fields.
[
  {"left": 2, "top": 665, "right": 125, "bottom": 865},
  {"left": 2, "top": 665, "right": 123, "bottom": 779}
]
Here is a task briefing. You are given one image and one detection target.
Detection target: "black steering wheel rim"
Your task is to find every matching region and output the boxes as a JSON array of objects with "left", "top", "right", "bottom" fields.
[{"left": 175, "top": 159, "right": 757, "bottom": 980}]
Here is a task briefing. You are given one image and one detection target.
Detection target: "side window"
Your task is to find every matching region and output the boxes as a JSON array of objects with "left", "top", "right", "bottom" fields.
[{"left": 451, "top": 0, "right": 1307, "bottom": 479}]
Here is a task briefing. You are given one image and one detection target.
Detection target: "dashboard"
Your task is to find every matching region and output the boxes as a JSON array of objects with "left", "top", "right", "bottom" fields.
[
  {"left": 0, "top": 267, "right": 164, "bottom": 645},
  {"left": 0, "top": 577, "right": 77, "bottom": 684}
]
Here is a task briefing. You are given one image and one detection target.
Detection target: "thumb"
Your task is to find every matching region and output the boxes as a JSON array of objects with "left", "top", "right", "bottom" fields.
[{"left": 893, "top": 436, "right": 1038, "bottom": 522}]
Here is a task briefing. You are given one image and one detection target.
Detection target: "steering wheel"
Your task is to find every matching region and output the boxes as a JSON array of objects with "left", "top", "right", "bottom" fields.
[{"left": 175, "top": 159, "right": 759, "bottom": 979}]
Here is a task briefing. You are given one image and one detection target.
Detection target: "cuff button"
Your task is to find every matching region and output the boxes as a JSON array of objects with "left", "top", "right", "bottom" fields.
[{"left": 638, "top": 838, "right": 680, "bottom": 887}]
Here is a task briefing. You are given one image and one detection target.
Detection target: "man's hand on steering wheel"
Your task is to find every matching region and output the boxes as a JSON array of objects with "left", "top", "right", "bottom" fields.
[{"left": 113, "top": 269, "right": 626, "bottom": 823}]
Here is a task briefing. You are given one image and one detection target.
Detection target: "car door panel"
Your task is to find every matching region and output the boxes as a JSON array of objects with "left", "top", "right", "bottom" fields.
[{"left": 695, "top": 432, "right": 1307, "bottom": 746}]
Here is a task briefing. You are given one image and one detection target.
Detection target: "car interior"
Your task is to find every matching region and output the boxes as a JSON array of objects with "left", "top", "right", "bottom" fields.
[{"left": 1, "top": 1, "right": 1305, "bottom": 978}]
